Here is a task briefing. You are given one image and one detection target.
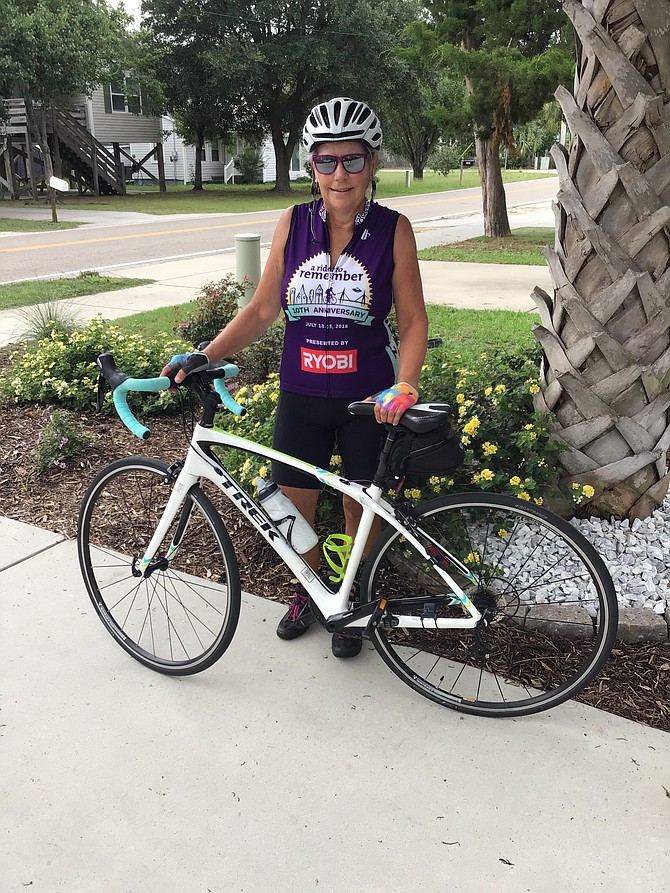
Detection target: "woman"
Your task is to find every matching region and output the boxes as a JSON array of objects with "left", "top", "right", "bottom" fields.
[{"left": 168, "top": 97, "right": 428, "bottom": 658}]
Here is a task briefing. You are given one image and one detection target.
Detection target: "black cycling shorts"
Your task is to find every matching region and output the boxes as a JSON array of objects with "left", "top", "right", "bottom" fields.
[{"left": 271, "top": 390, "right": 385, "bottom": 490}]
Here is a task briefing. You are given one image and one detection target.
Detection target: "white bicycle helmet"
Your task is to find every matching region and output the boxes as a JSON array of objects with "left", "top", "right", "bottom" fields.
[{"left": 302, "top": 97, "right": 383, "bottom": 153}]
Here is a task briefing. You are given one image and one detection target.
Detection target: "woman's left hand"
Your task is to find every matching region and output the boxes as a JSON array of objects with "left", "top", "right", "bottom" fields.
[{"left": 370, "top": 381, "right": 418, "bottom": 425}]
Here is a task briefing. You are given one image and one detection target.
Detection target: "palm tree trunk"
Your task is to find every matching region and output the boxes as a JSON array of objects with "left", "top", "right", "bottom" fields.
[{"left": 532, "top": 0, "right": 670, "bottom": 519}]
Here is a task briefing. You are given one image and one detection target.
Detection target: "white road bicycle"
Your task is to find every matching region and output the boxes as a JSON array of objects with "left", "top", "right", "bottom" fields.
[{"left": 77, "top": 353, "right": 618, "bottom": 719}]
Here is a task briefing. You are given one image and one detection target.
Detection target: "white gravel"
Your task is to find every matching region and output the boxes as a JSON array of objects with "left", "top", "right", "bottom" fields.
[{"left": 571, "top": 498, "right": 670, "bottom": 614}]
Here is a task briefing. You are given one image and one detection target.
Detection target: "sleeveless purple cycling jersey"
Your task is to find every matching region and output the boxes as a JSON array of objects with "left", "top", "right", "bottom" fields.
[{"left": 280, "top": 199, "right": 400, "bottom": 398}]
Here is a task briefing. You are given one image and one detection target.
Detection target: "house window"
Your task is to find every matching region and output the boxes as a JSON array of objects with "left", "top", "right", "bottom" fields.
[
  {"left": 108, "top": 81, "right": 142, "bottom": 115},
  {"left": 211, "top": 144, "right": 220, "bottom": 162},
  {"left": 109, "top": 84, "right": 126, "bottom": 112},
  {"left": 201, "top": 146, "right": 206, "bottom": 161}
]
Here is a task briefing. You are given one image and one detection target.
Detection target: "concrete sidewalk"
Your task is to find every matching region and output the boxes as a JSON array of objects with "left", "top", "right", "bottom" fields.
[
  {"left": 1, "top": 517, "right": 669, "bottom": 892},
  {"left": 0, "top": 204, "right": 552, "bottom": 346}
]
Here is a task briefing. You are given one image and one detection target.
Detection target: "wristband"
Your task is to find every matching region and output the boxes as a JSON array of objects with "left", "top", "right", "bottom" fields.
[{"left": 375, "top": 381, "right": 418, "bottom": 414}]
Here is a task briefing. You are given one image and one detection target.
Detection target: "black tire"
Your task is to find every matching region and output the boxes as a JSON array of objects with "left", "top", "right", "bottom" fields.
[
  {"left": 77, "top": 457, "right": 241, "bottom": 675},
  {"left": 360, "top": 492, "right": 617, "bottom": 717}
]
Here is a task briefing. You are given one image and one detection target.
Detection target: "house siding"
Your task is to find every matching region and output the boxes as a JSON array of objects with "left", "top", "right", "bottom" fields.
[{"left": 72, "top": 87, "right": 161, "bottom": 144}]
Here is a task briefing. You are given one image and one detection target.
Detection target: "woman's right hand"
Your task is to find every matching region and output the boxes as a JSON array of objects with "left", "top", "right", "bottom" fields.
[{"left": 160, "top": 351, "right": 210, "bottom": 385}]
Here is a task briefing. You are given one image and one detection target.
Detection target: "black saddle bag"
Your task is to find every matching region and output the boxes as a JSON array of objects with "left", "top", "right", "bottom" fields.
[{"left": 388, "top": 418, "right": 464, "bottom": 479}]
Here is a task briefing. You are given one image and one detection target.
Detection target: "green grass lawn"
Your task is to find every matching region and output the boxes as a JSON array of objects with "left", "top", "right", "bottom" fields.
[
  {"left": 0, "top": 218, "right": 82, "bottom": 232},
  {"left": 0, "top": 273, "right": 155, "bottom": 311},
  {"left": 110, "top": 300, "right": 538, "bottom": 368},
  {"left": 424, "top": 305, "right": 538, "bottom": 364},
  {"left": 19, "top": 169, "right": 555, "bottom": 216},
  {"left": 418, "top": 227, "right": 554, "bottom": 265},
  {"left": 112, "top": 303, "right": 192, "bottom": 338}
]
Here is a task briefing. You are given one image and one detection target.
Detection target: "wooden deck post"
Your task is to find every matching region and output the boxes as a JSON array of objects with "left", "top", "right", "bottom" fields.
[
  {"left": 156, "top": 142, "right": 167, "bottom": 192},
  {"left": 24, "top": 130, "right": 39, "bottom": 200}
]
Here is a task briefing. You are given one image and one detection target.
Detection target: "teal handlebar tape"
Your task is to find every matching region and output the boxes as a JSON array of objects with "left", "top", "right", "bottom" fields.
[
  {"left": 213, "top": 378, "right": 246, "bottom": 417},
  {"left": 113, "top": 376, "right": 170, "bottom": 440}
]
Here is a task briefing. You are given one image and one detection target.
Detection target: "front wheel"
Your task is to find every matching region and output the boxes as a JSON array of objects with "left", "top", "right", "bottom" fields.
[
  {"left": 360, "top": 492, "right": 618, "bottom": 718},
  {"left": 78, "top": 457, "right": 241, "bottom": 675}
]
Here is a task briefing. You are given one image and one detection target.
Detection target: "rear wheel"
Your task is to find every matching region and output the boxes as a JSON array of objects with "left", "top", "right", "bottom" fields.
[
  {"left": 360, "top": 492, "right": 617, "bottom": 717},
  {"left": 78, "top": 457, "right": 241, "bottom": 675}
]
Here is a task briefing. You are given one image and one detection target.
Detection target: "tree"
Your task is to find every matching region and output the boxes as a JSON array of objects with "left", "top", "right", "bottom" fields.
[
  {"left": 381, "top": 51, "right": 468, "bottom": 180},
  {"left": 143, "top": 0, "right": 419, "bottom": 193},
  {"left": 532, "top": 0, "right": 670, "bottom": 520},
  {"left": 141, "top": 1, "right": 241, "bottom": 191},
  {"left": 423, "top": 0, "right": 573, "bottom": 235},
  {"left": 513, "top": 100, "right": 562, "bottom": 167},
  {"left": 2, "top": 0, "right": 131, "bottom": 216}
]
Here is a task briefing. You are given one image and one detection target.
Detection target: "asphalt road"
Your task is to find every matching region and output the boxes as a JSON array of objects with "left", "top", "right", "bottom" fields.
[{"left": 0, "top": 176, "right": 558, "bottom": 284}]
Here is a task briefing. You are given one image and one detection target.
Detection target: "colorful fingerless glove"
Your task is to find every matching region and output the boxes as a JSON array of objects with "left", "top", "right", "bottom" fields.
[{"left": 375, "top": 381, "right": 419, "bottom": 414}]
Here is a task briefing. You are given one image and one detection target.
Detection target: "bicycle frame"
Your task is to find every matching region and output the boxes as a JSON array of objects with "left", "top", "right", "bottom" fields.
[{"left": 138, "top": 420, "right": 483, "bottom": 632}]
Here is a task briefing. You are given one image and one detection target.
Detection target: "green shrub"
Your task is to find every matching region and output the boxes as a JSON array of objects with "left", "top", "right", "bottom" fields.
[
  {"left": 238, "top": 324, "right": 284, "bottom": 385},
  {"left": 414, "top": 345, "right": 564, "bottom": 504},
  {"left": 235, "top": 147, "right": 263, "bottom": 184},
  {"left": 174, "top": 276, "right": 245, "bottom": 348},
  {"left": 0, "top": 316, "right": 188, "bottom": 413},
  {"left": 31, "top": 406, "right": 93, "bottom": 474},
  {"left": 16, "top": 300, "right": 80, "bottom": 341},
  {"left": 430, "top": 144, "right": 462, "bottom": 177}
]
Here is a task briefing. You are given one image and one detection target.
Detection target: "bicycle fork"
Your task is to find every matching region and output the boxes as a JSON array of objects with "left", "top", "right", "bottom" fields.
[{"left": 135, "top": 467, "right": 200, "bottom": 577}]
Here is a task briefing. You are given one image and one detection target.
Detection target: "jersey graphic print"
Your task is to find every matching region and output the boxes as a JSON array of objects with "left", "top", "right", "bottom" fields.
[
  {"left": 280, "top": 200, "right": 399, "bottom": 398},
  {"left": 285, "top": 251, "right": 374, "bottom": 327}
]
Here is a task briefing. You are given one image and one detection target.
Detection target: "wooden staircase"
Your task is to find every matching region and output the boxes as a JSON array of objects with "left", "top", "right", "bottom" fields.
[
  {"left": 1, "top": 99, "right": 125, "bottom": 197},
  {"left": 50, "top": 107, "right": 124, "bottom": 195}
]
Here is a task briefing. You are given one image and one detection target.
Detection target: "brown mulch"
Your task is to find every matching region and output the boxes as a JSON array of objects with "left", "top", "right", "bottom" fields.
[{"left": 0, "top": 346, "right": 668, "bottom": 732}]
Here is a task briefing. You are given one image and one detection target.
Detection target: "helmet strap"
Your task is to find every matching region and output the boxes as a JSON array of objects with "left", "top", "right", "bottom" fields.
[
  {"left": 370, "top": 175, "right": 377, "bottom": 205},
  {"left": 309, "top": 179, "right": 321, "bottom": 243}
]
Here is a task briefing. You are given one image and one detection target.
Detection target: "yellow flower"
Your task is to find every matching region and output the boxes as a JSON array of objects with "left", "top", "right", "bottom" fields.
[
  {"left": 534, "top": 497, "right": 543, "bottom": 505},
  {"left": 458, "top": 405, "right": 467, "bottom": 417},
  {"left": 497, "top": 528, "right": 509, "bottom": 538},
  {"left": 518, "top": 491, "right": 531, "bottom": 501},
  {"left": 529, "top": 432, "right": 537, "bottom": 441},
  {"left": 482, "top": 441, "right": 498, "bottom": 456},
  {"left": 465, "top": 551, "right": 480, "bottom": 566},
  {"left": 480, "top": 352, "right": 488, "bottom": 359},
  {"left": 403, "top": 488, "right": 422, "bottom": 500},
  {"left": 495, "top": 384, "right": 506, "bottom": 393},
  {"left": 480, "top": 468, "right": 494, "bottom": 481},
  {"left": 524, "top": 424, "right": 534, "bottom": 431},
  {"left": 460, "top": 435, "right": 471, "bottom": 445},
  {"left": 571, "top": 482, "right": 580, "bottom": 490},
  {"left": 484, "top": 386, "right": 493, "bottom": 397},
  {"left": 258, "top": 466, "right": 268, "bottom": 479},
  {"left": 582, "top": 484, "right": 595, "bottom": 498},
  {"left": 529, "top": 383, "right": 540, "bottom": 395},
  {"left": 456, "top": 393, "right": 465, "bottom": 404},
  {"left": 509, "top": 476, "right": 521, "bottom": 486},
  {"left": 472, "top": 472, "right": 481, "bottom": 484},
  {"left": 462, "top": 417, "right": 480, "bottom": 437},
  {"left": 447, "top": 479, "right": 454, "bottom": 487},
  {"left": 456, "top": 379, "right": 466, "bottom": 389}
]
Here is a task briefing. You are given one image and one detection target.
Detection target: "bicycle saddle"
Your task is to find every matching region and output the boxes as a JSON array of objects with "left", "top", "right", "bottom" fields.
[{"left": 347, "top": 401, "right": 451, "bottom": 433}]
